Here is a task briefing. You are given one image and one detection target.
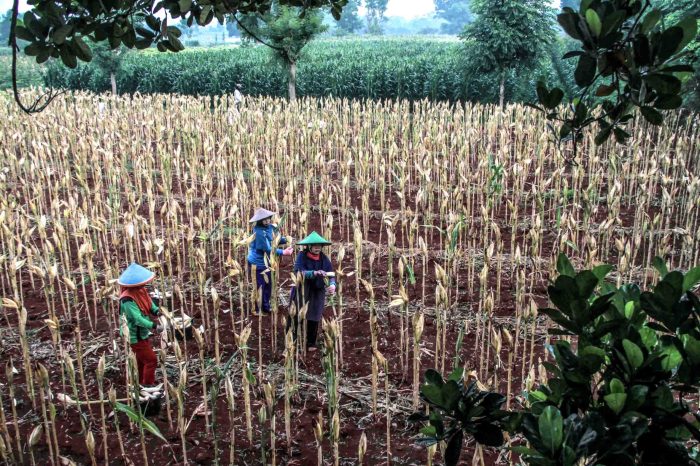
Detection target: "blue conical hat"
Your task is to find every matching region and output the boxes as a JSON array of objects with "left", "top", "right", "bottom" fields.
[
  {"left": 249, "top": 208, "right": 276, "bottom": 223},
  {"left": 297, "top": 231, "right": 331, "bottom": 246},
  {"left": 118, "top": 263, "right": 155, "bottom": 287}
]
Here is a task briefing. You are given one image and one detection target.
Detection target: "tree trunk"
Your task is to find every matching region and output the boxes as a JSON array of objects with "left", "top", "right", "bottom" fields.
[
  {"left": 288, "top": 61, "right": 297, "bottom": 101},
  {"left": 499, "top": 72, "right": 505, "bottom": 110},
  {"left": 110, "top": 72, "right": 117, "bottom": 95}
]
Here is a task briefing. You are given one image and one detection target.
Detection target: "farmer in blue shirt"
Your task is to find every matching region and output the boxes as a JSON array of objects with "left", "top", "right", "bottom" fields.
[
  {"left": 247, "top": 208, "right": 293, "bottom": 314},
  {"left": 288, "top": 231, "right": 336, "bottom": 351}
]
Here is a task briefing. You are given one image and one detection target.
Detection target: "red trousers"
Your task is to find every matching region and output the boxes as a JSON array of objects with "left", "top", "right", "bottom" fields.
[{"left": 131, "top": 339, "right": 157, "bottom": 385}]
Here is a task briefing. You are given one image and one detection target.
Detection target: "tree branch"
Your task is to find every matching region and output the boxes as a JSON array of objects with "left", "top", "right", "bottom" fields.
[
  {"left": 10, "top": 0, "right": 65, "bottom": 115},
  {"left": 233, "top": 14, "right": 286, "bottom": 53}
]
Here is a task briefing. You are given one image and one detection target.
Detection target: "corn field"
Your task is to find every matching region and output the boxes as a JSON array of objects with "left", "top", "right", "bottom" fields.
[
  {"left": 43, "top": 38, "right": 518, "bottom": 102},
  {"left": 0, "top": 89, "right": 699, "bottom": 465}
]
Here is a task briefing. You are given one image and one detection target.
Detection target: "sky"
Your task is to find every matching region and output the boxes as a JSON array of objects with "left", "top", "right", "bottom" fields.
[{"left": 1, "top": 0, "right": 560, "bottom": 19}]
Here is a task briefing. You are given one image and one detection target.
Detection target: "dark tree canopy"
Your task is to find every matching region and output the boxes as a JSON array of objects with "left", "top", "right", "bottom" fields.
[
  {"left": 434, "top": 0, "right": 472, "bottom": 35},
  {"left": 238, "top": 3, "right": 327, "bottom": 65},
  {"left": 237, "top": 2, "right": 327, "bottom": 99},
  {"left": 335, "top": 0, "right": 362, "bottom": 34},
  {"left": 11, "top": 0, "right": 345, "bottom": 66},
  {"left": 460, "top": 0, "right": 556, "bottom": 107},
  {"left": 560, "top": 0, "right": 581, "bottom": 10},
  {"left": 365, "top": 0, "right": 388, "bottom": 34},
  {"left": 8, "top": 0, "right": 345, "bottom": 112},
  {"left": 0, "top": 9, "right": 11, "bottom": 44}
]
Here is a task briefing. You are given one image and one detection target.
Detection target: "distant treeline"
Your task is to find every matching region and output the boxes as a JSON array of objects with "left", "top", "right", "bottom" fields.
[{"left": 44, "top": 38, "right": 577, "bottom": 104}]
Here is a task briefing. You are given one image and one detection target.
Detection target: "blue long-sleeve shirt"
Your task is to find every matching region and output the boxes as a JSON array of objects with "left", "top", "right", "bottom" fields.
[
  {"left": 247, "top": 224, "right": 287, "bottom": 268},
  {"left": 293, "top": 252, "right": 335, "bottom": 288}
]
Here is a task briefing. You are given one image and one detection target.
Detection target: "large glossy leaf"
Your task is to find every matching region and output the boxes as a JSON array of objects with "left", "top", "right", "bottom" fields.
[
  {"left": 682, "top": 267, "right": 700, "bottom": 293},
  {"left": 674, "top": 16, "right": 698, "bottom": 54},
  {"left": 472, "top": 422, "right": 505, "bottom": 447},
  {"left": 557, "top": 253, "right": 575, "bottom": 277},
  {"left": 575, "top": 54, "right": 597, "bottom": 86},
  {"left": 425, "top": 369, "right": 444, "bottom": 387},
  {"left": 421, "top": 384, "right": 444, "bottom": 408},
  {"left": 443, "top": 381, "right": 461, "bottom": 411},
  {"left": 604, "top": 393, "right": 627, "bottom": 414},
  {"left": 575, "top": 270, "right": 599, "bottom": 299},
  {"left": 444, "top": 430, "right": 463, "bottom": 466},
  {"left": 622, "top": 339, "right": 644, "bottom": 370},
  {"left": 539, "top": 406, "right": 563, "bottom": 455}
]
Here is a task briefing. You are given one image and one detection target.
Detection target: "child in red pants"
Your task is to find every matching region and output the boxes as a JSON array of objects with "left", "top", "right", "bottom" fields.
[{"left": 118, "top": 263, "right": 163, "bottom": 401}]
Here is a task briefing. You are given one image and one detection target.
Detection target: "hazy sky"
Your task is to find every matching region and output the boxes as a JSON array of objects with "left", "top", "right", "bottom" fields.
[{"left": 0, "top": 0, "right": 560, "bottom": 19}]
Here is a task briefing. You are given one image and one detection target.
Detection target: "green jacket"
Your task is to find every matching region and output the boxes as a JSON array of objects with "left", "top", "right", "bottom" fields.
[{"left": 119, "top": 299, "right": 159, "bottom": 344}]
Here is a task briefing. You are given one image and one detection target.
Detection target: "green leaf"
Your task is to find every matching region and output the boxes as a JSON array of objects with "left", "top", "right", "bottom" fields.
[
  {"left": 539, "top": 406, "right": 563, "bottom": 455},
  {"left": 71, "top": 36, "right": 92, "bottom": 62},
  {"left": 59, "top": 45, "right": 77, "bottom": 68},
  {"left": 52, "top": 24, "right": 73, "bottom": 45},
  {"left": 14, "top": 25, "right": 35, "bottom": 42},
  {"left": 575, "top": 270, "right": 599, "bottom": 298},
  {"left": 145, "top": 15, "right": 160, "bottom": 31},
  {"left": 641, "top": 9, "right": 661, "bottom": 34},
  {"left": 640, "top": 106, "right": 662, "bottom": 126},
  {"left": 594, "top": 126, "right": 612, "bottom": 145},
  {"left": 445, "top": 430, "right": 464, "bottom": 466},
  {"left": 199, "top": 5, "right": 213, "bottom": 25},
  {"left": 24, "top": 41, "right": 44, "bottom": 56},
  {"left": 626, "top": 385, "right": 649, "bottom": 410},
  {"left": 421, "top": 384, "right": 443, "bottom": 408},
  {"left": 473, "top": 423, "right": 505, "bottom": 447},
  {"left": 610, "top": 378, "right": 625, "bottom": 393},
  {"left": 575, "top": 54, "right": 596, "bottom": 87},
  {"left": 654, "top": 94, "right": 683, "bottom": 110},
  {"left": 114, "top": 402, "right": 168, "bottom": 442},
  {"left": 646, "top": 73, "right": 682, "bottom": 94},
  {"left": 178, "top": 0, "right": 192, "bottom": 12},
  {"left": 556, "top": 253, "right": 575, "bottom": 278},
  {"left": 595, "top": 83, "right": 616, "bottom": 96},
  {"left": 639, "top": 326, "right": 658, "bottom": 349},
  {"left": 447, "top": 367, "right": 464, "bottom": 382},
  {"left": 135, "top": 26, "right": 156, "bottom": 39},
  {"left": 168, "top": 34, "right": 184, "bottom": 51},
  {"left": 245, "top": 365, "right": 256, "bottom": 385},
  {"left": 622, "top": 339, "right": 643, "bottom": 370},
  {"left": 656, "top": 27, "right": 684, "bottom": 62},
  {"left": 682, "top": 267, "right": 700, "bottom": 292},
  {"left": 660, "top": 345, "right": 682, "bottom": 371},
  {"left": 424, "top": 369, "right": 444, "bottom": 387},
  {"left": 604, "top": 393, "right": 627, "bottom": 414},
  {"left": 528, "top": 390, "right": 548, "bottom": 402},
  {"left": 442, "top": 381, "right": 461, "bottom": 411},
  {"left": 592, "top": 264, "right": 613, "bottom": 281},
  {"left": 683, "top": 335, "right": 700, "bottom": 365},
  {"left": 652, "top": 257, "right": 668, "bottom": 278},
  {"left": 585, "top": 9, "right": 601, "bottom": 37},
  {"left": 674, "top": 16, "right": 698, "bottom": 55},
  {"left": 557, "top": 11, "right": 583, "bottom": 41}
]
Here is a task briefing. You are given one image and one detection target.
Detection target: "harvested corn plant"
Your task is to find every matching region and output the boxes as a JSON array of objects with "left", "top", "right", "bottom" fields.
[{"left": 0, "top": 90, "right": 698, "bottom": 463}]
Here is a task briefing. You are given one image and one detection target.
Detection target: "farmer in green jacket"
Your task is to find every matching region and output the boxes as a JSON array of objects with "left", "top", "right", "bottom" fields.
[{"left": 118, "top": 263, "right": 163, "bottom": 400}]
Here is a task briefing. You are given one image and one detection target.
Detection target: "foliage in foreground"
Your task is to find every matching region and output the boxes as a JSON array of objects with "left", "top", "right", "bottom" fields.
[
  {"left": 413, "top": 254, "right": 700, "bottom": 466},
  {"left": 531, "top": 0, "right": 698, "bottom": 159}
]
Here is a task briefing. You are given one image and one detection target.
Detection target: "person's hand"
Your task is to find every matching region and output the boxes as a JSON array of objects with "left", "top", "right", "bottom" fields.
[
  {"left": 327, "top": 285, "right": 336, "bottom": 295},
  {"left": 282, "top": 247, "right": 294, "bottom": 256},
  {"left": 314, "top": 270, "right": 326, "bottom": 277}
]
